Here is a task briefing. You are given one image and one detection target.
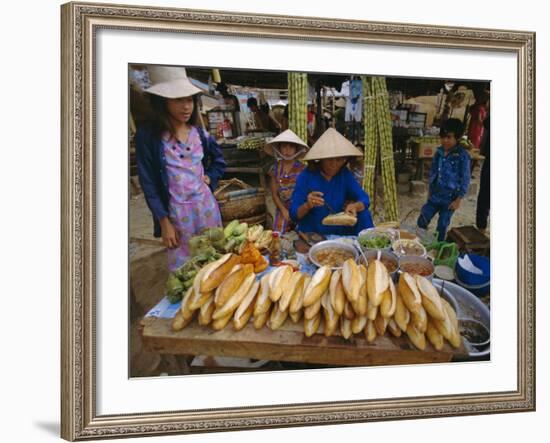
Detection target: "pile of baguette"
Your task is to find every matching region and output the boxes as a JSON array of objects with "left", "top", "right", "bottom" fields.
[{"left": 172, "top": 253, "right": 462, "bottom": 351}]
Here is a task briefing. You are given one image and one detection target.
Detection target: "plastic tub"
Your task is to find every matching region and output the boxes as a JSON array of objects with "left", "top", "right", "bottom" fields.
[
  {"left": 455, "top": 254, "right": 490, "bottom": 286},
  {"left": 455, "top": 274, "right": 490, "bottom": 297}
]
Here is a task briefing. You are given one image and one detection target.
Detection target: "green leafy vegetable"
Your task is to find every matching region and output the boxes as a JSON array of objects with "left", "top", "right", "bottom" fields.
[{"left": 358, "top": 234, "right": 391, "bottom": 249}]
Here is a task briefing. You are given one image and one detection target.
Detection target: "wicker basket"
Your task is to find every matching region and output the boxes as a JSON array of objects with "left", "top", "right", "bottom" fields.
[{"left": 214, "top": 178, "right": 266, "bottom": 222}]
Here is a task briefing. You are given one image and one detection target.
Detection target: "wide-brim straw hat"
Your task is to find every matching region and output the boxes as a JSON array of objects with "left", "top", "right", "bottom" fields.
[
  {"left": 303, "top": 127, "right": 363, "bottom": 161},
  {"left": 263, "top": 129, "right": 309, "bottom": 157},
  {"left": 145, "top": 66, "right": 202, "bottom": 99}
]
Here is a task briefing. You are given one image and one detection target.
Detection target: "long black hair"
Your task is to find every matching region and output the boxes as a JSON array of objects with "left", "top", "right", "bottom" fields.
[{"left": 148, "top": 93, "right": 201, "bottom": 137}]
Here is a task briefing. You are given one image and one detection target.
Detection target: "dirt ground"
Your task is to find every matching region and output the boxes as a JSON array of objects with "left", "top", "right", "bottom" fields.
[{"left": 129, "top": 161, "right": 489, "bottom": 376}]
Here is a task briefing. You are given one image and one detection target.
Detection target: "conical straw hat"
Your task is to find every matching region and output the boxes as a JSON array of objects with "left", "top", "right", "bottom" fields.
[
  {"left": 145, "top": 66, "right": 203, "bottom": 99},
  {"left": 303, "top": 127, "right": 363, "bottom": 161},
  {"left": 263, "top": 129, "right": 309, "bottom": 157},
  {"left": 335, "top": 97, "right": 346, "bottom": 108}
]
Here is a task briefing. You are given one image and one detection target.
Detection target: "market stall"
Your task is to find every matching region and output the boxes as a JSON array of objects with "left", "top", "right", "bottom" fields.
[{"left": 139, "top": 221, "right": 489, "bottom": 371}]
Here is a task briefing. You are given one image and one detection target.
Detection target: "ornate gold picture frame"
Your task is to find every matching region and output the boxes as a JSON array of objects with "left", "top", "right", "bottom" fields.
[{"left": 61, "top": 1, "right": 535, "bottom": 440}]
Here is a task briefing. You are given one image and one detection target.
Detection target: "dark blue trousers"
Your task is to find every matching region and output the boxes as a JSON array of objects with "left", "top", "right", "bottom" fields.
[{"left": 417, "top": 198, "right": 455, "bottom": 241}]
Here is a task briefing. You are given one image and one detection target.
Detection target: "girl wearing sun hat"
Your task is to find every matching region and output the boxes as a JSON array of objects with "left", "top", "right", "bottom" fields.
[
  {"left": 264, "top": 129, "right": 309, "bottom": 233},
  {"left": 135, "top": 65, "right": 226, "bottom": 271},
  {"left": 289, "top": 128, "right": 374, "bottom": 235}
]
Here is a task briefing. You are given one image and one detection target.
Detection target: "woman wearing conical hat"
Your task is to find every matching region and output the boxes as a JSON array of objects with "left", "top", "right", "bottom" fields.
[
  {"left": 135, "top": 66, "right": 226, "bottom": 271},
  {"left": 264, "top": 130, "right": 309, "bottom": 233},
  {"left": 289, "top": 128, "right": 374, "bottom": 235}
]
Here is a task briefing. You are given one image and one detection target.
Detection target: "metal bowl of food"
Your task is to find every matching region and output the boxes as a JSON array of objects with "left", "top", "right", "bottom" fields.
[
  {"left": 360, "top": 250, "right": 399, "bottom": 280},
  {"left": 398, "top": 255, "right": 435, "bottom": 280},
  {"left": 457, "top": 318, "right": 490, "bottom": 347},
  {"left": 397, "top": 229, "right": 418, "bottom": 242},
  {"left": 392, "top": 239, "right": 427, "bottom": 257},
  {"left": 309, "top": 240, "right": 359, "bottom": 270},
  {"left": 357, "top": 228, "right": 393, "bottom": 251}
]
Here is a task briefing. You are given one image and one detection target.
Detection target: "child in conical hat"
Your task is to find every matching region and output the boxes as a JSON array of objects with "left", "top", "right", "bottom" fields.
[{"left": 263, "top": 130, "right": 309, "bottom": 233}]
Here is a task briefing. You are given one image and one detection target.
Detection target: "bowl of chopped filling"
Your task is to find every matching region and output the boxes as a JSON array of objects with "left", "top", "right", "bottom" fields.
[
  {"left": 357, "top": 229, "right": 393, "bottom": 252},
  {"left": 309, "top": 240, "right": 359, "bottom": 270},
  {"left": 397, "top": 255, "right": 435, "bottom": 280},
  {"left": 392, "top": 239, "right": 427, "bottom": 258}
]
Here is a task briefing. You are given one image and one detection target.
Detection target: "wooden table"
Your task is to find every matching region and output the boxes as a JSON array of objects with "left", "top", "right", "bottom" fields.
[{"left": 141, "top": 317, "right": 468, "bottom": 368}]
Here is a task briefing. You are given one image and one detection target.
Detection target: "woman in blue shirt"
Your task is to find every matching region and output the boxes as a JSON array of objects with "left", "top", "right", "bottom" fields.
[{"left": 290, "top": 128, "right": 374, "bottom": 235}]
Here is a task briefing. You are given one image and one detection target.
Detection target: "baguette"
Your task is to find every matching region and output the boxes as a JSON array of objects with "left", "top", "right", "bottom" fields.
[
  {"left": 411, "top": 304, "right": 428, "bottom": 333},
  {"left": 303, "top": 266, "right": 331, "bottom": 307},
  {"left": 233, "top": 301, "right": 254, "bottom": 331},
  {"left": 426, "top": 320, "right": 444, "bottom": 351},
  {"left": 365, "top": 319, "right": 377, "bottom": 343},
  {"left": 253, "top": 273, "right": 273, "bottom": 316},
  {"left": 234, "top": 280, "right": 260, "bottom": 321},
  {"left": 268, "top": 302, "right": 288, "bottom": 330},
  {"left": 214, "top": 264, "right": 244, "bottom": 307},
  {"left": 344, "top": 301, "right": 356, "bottom": 320},
  {"left": 193, "top": 260, "right": 219, "bottom": 299},
  {"left": 198, "top": 298, "right": 216, "bottom": 326},
  {"left": 290, "top": 310, "right": 303, "bottom": 323},
  {"left": 387, "top": 319, "right": 402, "bottom": 338},
  {"left": 380, "top": 278, "right": 397, "bottom": 318},
  {"left": 321, "top": 291, "right": 339, "bottom": 336},
  {"left": 340, "top": 317, "right": 353, "bottom": 339},
  {"left": 188, "top": 289, "right": 213, "bottom": 311},
  {"left": 304, "top": 313, "right": 321, "bottom": 337},
  {"left": 394, "top": 293, "right": 410, "bottom": 332},
  {"left": 406, "top": 323, "right": 426, "bottom": 350},
  {"left": 212, "top": 312, "right": 232, "bottom": 330},
  {"left": 290, "top": 274, "right": 311, "bottom": 314},
  {"left": 352, "top": 265, "right": 368, "bottom": 316},
  {"left": 304, "top": 295, "right": 322, "bottom": 320},
  {"left": 415, "top": 274, "right": 445, "bottom": 321},
  {"left": 269, "top": 265, "right": 293, "bottom": 302},
  {"left": 212, "top": 273, "right": 256, "bottom": 320},
  {"left": 200, "top": 253, "right": 241, "bottom": 293},
  {"left": 322, "top": 212, "right": 357, "bottom": 226},
  {"left": 253, "top": 311, "right": 270, "bottom": 329},
  {"left": 351, "top": 315, "right": 368, "bottom": 334},
  {"left": 441, "top": 298, "right": 462, "bottom": 348},
  {"left": 279, "top": 271, "right": 305, "bottom": 312},
  {"left": 180, "top": 286, "right": 197, "bottom": 321},
  {"left": 374, "top": 312, "right": 389, "bottom": 336},
  {"left": 171, "top": 303, "right": 195, "bottom": 331},
  {"left": 397, "top": 272, "right": 422, "bottom": 314},
  {"left": 367, "top": 260, "right": 390, "bottom": 307},
  {"left": 367, "top": 299, "right": 378, "bottom": 321},
  {"left": 342, "top": 258, "right": 361, "bottom": 303},
  {"left": 432, "top": 305, "right": 453, "bottom": 341},
  {"left": 329, "top": 270, "right": 346, "bottom": 315}
]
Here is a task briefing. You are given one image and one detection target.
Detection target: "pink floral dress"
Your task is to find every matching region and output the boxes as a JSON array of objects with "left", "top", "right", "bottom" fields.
[{"left": 162, "top": 128, "right": 222, "bottom": 271}]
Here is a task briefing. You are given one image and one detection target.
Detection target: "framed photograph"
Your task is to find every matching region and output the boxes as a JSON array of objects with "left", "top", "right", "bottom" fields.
[{"left": 61, "top": 1, "right": 535, "bottom": 440}]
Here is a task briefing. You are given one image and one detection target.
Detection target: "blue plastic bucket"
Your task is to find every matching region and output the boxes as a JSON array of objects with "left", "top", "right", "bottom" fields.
[
  {"left": 455, "top": 254, "right": 490, "bottom": 287},
  {"left": 455, "top": 274, "right": 490, "bottom": 297}
]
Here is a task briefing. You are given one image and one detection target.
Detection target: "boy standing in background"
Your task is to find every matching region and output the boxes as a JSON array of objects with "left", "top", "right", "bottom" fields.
[{"left": 417, "top": 118, "right": 471, "bottom": 241}]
